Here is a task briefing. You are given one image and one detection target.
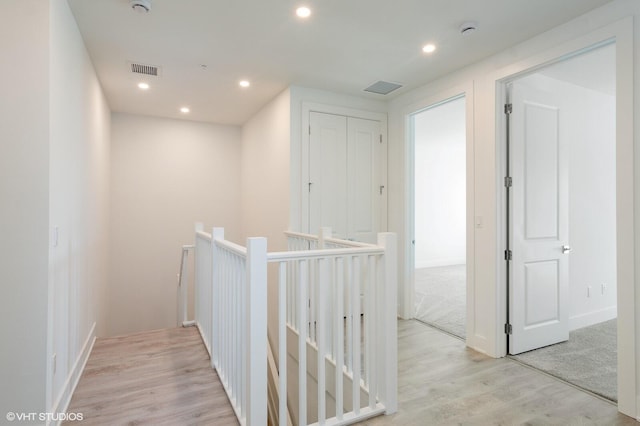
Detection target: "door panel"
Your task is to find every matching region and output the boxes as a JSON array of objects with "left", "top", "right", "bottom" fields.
[
  {"left": 347, "top": 117, "right": 380, "bottom": 243},
  {"left": 524, "top": 103, "right": 560, "bottom": 240},
  {"left": 524, "top": 261, "right": 560, "bottom": 326},
  {"left": 509, "top": 80, "right": 569, "bottom": 355},
  {"left": 309, "top": 112, "right": 348, "bottom": 238}
]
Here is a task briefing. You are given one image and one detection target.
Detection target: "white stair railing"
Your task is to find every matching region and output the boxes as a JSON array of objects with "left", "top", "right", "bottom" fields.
[
  {"left": 190, "top": 224, "right": 396, "bottom": 426},
  {"left": 193, "top": 224, "right": 268, "bottom": 426},
  {"left": 194, "top": 224, "right": 213, "bottom": 356},
  {"left": 279, "top": 229, "right": 397, "bottom": 425}
]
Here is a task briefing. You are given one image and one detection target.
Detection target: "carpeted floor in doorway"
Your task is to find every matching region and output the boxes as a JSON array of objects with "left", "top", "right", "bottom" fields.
[
  {"left": 511, "top": 319, "right": 617, "bottom": 402},
  {"left": 414, "top": 265, "right": 466, "bottom": 339},
  {"left": 414, "top": 265, "right": 617, "bottom": 402}
]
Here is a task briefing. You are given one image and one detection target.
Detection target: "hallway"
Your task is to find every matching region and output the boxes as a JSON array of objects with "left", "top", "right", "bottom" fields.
[{"left": 64, "top": 327, "right": 237, "bottom": 425}]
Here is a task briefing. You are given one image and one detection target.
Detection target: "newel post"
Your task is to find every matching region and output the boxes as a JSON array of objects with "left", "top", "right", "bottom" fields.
[
  {"left": 193, "top": 223, "right": 204, "bottom": 330},
  {"left": 211, "top": 227, "right": 225, "bottom": 369},
  {"left": 319, "top": 226, "right": 332, "bottom": 248},
  {"left": 246, "top": 237, "right": 268, "bottom": 426},
  {"left": 377, "top": 232, "right": 398, "bottom": 414}
]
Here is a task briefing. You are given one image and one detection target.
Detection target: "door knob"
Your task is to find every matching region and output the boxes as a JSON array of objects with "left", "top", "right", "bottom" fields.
[{"left": 562, "top": 245, "right": 572, "bottom": 254}]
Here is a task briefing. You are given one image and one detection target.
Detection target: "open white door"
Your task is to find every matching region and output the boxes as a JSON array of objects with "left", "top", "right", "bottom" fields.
[{"left": 508, "top": 80, "right": 570, "bottom": 355}]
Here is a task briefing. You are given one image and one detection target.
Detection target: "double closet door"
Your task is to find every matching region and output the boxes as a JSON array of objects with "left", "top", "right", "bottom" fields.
[{"left": 308, "top": 111, "right": 385, "bottom": 243}]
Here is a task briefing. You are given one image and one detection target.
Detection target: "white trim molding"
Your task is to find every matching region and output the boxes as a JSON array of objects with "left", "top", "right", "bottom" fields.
[{"left": 50, "top": 322, "right": 96, "bottom": 426}]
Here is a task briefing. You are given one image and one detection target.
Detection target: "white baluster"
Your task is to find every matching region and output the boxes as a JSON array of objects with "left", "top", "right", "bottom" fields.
[
  {"left": 367, "top": 255, "right": 377, "bottom": 409},
  {"left": 346, "top": 257, "right": 353, "bottom": 374},
  {"left": 377, "top": 233, "right": 397, "bottom": 414},
  {"left": 334, "top": 257, "right": 344, "bottom": 421},
  {"left": 352, "top": 256, "right": 361, "bottom": 415},
  {"left": 298, "top": 259, "right": 308, "bottom": 426},
  {"left": 317, "top": 257, "right": 329, "bottom": 425},
  {"left": 278, "top": 261, "right": 287, "bottom": 426},
  {"left": 246, "top": 237, "right": 267, "bottom": 426}
]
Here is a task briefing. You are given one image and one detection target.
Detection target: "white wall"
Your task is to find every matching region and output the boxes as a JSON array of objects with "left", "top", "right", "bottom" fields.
[
  {"left": 240, "top": 89, "right": 291, "bottom": 368},
  {"left": 109, "top": 113, "right": 241, "bottom": 337},
  {"left": 0, "top": 0, "right": 50, "bottom": 417},
  {"left": 567, "top": 84, "right": 617, "bottom": 329},
  {"left": 48, "top": 0, "right": 112, "bottom": 415},
  {"left": 413, "top": 97, "right": 466, "bottom": 268},
  {"left": 388, "top": 0, "right": 638, "bottom": 417},
  {"left": 241, "top": 89, "right": 291, "bottom": 249},
  {"left": 0, "top": 0, "right": 112, "bottom": 417}
]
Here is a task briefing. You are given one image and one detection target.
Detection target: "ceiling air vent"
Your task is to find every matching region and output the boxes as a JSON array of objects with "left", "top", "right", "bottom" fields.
[
  {"left": 128, "top": 62, "right": 161, "bottom": 77},
  {"left": 363, "top": 80, "right": 403, "bottom": 95}
]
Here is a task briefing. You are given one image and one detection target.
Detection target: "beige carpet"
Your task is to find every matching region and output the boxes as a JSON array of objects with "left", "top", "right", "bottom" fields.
[
  {"left": 511, "top": 319, "right": 617, "bottom": 402},
  {"left": 414, "top": 266, "right": 617, "bottom": 402},
  {"left": 414, "top": 265, "right": 466, "bottom": 339}
]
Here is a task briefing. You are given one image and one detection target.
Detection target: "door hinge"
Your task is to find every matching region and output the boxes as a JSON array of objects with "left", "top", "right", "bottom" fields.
[
  {"left": 504, "top": 250, "right": 512, "bottom": 261},
  {"left": 309, "top": 125, "right": 311, "bottom": 135},
  {"left": 308, "top": 182, "right": 313, "bottom": 192},
  {"left": 505, "top": 323, "right": 513, "bottom": 335},
  {"left": 504, "top": 176, "right": 512, "bottom": 188},
  {"left": 379, "top": 134, "right": 383, "bottom": 144},
  {"left": 504, "top": 103, "right": 512, "bottom": 114}
]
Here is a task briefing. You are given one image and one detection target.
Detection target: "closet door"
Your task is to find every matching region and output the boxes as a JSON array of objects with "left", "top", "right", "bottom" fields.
[
  {"left": 309, "top": 112, "right": 348, "bottom": 238},
  {"left": 347, "top": 117, "right": 381, "bottom": 244},
  {"left": 308, "top": 112, "right": 382, "bottom": 242}
]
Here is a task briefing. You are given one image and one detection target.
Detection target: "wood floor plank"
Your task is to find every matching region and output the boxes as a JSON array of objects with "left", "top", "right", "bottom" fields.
[
  {"left": 64, "top": 327, "right": 238, "bottom": 425},
  {"left": 361, "top": 320, "right": 636, "bottom": 426}
]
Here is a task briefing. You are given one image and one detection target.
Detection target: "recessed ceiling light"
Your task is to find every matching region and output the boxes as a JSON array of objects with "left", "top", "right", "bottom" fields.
[
  {"left": 296, "top": 6, "right": 311, "bottom": 18},
  {"left": 422, "top": 44, "right": 436, "bottom": 54},
  {"left": 180, "top": 107, "right": 190, "bottom": 113},
  {"left": 239, "top": 80, "right": 251, "bottom": 88},
  {"left": 138, "top": 82, "right": 150, "bottom": 90}
]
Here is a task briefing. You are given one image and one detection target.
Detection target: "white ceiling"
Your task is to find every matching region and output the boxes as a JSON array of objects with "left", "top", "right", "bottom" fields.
[
  {"left": 67, "top": 0, "right": 614, "bottom": 125},
  {"left": 538, "top": 43, "right": 616, "bottom": 96}
]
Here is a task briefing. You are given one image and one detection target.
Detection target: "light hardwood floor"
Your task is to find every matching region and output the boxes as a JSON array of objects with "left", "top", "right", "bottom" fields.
[
  {"left": 65, "top": 321, "right": 637, "bottom": 425},
  {"left": 362, "top": 320, "right": 636, "bottom": 425},
  {"left": 64, "top": 326, "right": 237, "bottom": 425}
]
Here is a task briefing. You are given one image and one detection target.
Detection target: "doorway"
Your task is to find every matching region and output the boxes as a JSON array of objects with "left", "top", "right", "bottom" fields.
[
  {"left": 505, "top": 43, "right": 617, "bottom": 401},
  {"left": 412, "top": 96, "right": 467, "bottom": 339}
]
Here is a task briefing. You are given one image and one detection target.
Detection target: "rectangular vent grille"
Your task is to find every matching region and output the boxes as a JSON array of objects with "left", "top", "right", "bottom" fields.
[
  {"left": 364, "top": 80, "right": 403, "bottom": 95},
  {"left": 129, "top": 62, "right": 160, "bottom": 77}
]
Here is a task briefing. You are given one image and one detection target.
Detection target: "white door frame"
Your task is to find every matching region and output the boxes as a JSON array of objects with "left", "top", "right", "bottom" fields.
[
  {"left": 495, "top": 18, "right": 636, "bottom": 417},
  {"left": 402, "top": 83, "right": 476, "bottom": 346}
]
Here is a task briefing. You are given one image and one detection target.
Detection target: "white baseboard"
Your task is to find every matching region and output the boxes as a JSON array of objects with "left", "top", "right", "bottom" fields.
[
  {"left": 49, "top": 322, "right": 96, "bottom": 426},
  {"left": 569, "top": 306, "right": 617, "bottom": 331},
  {"left": 195, "top": 322, "right": 211, "bottom": 358}
]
